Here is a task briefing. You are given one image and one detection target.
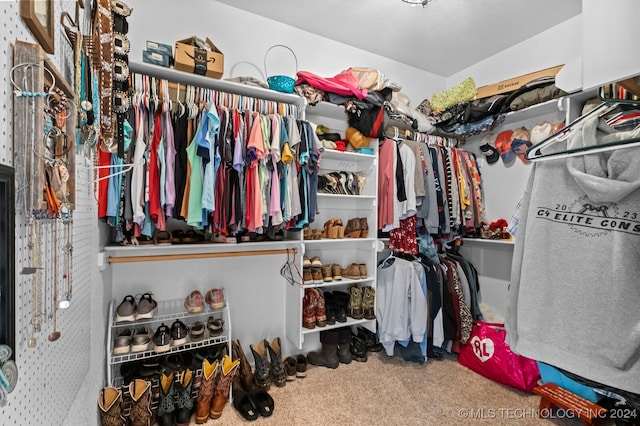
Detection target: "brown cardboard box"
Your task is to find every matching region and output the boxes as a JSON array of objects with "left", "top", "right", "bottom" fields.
[
  {"left": 475, "top": 65, "right": 564, "bottom": 99},
  {"left": 174, "top": 37, "right": 224, "bottom": 79}
]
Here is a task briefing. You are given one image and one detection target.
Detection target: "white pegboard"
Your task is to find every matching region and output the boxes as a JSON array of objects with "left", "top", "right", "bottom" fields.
[{"left": 0, "top": 1, "right": 99, "bottom": 425}]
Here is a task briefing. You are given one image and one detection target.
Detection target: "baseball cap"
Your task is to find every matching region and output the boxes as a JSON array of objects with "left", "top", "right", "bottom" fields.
[
  {"left": 494, "top": 130, "right": 515, "bottom": 165},
  {"left": 479, "top": 143, "right": 500, "bottom": 164},
  {"left": 511, "top": 127, "right": 532, "bottom": 164}
]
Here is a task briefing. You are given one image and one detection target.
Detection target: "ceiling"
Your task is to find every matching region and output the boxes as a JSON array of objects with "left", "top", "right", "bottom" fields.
[{"left": 215, "top": 0, "right": 582, "bottom": 77}]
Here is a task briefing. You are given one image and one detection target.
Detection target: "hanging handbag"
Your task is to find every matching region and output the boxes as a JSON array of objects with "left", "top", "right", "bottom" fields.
[{"left": 458, "top": 321, "right": 540, "bottom": 393}]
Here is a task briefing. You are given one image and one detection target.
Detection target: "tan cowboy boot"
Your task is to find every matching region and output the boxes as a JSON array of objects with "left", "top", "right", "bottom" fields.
[
  {"left": 195, "top": 358, "right": 219, "bottom": 424},
  {"left": 210, "top": 354, "right": 240, "bottom": 419},
  {"left": 128, "top": 379, "right": 152, "bottom": 426},
  {"left": 98, "top": 386, "right": 125, "bottom": 426}
]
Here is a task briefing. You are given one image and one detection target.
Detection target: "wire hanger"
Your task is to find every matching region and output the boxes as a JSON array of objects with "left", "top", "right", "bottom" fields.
[
  {"left": 94, "top": 159, "right": 144, "bottom": 182},
  {"left": 524, "top": 100, "right": 640, "bottom": 162}
]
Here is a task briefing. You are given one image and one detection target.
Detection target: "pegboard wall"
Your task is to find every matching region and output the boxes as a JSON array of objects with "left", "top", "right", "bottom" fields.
[{"left": 0, "top": 1, "right": 100, "bottom": 425}]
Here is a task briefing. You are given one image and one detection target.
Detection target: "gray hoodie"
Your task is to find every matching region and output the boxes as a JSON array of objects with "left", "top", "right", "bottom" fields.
[{"left": 505, "top": 115, "right": 640, "bottom": 394}]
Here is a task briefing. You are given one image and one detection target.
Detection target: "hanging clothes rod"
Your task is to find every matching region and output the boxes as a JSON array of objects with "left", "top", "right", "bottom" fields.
[
  {"left": 129, "top": 61, "right": 307, "bottom": 111},
  {"left": 108, "top": 247, "right": 297, "bottom": 264}
]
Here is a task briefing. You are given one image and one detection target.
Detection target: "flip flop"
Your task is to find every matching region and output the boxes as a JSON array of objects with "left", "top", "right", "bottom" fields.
[{"left": 250, "top": 387, "right": 274, "bottom": 417}]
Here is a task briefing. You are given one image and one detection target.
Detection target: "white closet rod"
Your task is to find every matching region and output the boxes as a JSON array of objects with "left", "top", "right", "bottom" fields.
[{"left": 129, "top": 62, "right": 307, "bottom": 115}]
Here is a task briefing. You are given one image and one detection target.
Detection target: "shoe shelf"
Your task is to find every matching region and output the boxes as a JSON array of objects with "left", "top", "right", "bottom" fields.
[
  {"left": 303, "top": 238, "right": 378, "bottom": 247},
  {"left": 106, "top": 296, "right": 232, "bottom": 386},
  {"left": 109, "top": 333, "right": 229, "bottom": 365},
  {"left": 302, "top": 276, "right": 375, "bottom": 289},
  {"left": 110, "top": 298, "right": 226, "bottom": 328},
  {"left": 316, "top": 193, "right": 376, "bottom": 201},
  {"left": 301, "top": 317, "right": 375, "bottom": 335}
]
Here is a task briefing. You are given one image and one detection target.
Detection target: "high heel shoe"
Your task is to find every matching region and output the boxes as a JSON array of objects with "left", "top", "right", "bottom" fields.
[
  {"left": 344, "top": 218, "right": 361, "bottom": 238},
  {"left": 359, "top": 218, "right": 369, "bottom": 238},
  {"left": 333, "top": 219, "right": 345, "bottom": 239}
]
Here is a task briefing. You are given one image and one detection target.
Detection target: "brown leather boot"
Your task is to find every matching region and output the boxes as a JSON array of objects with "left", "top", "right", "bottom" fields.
[
  {"left": 359, "top": 217, "right": 369, "bottom": 238},
  {"left": 195, "top": 359, "right": 219, "bottom": 424},
  {"left": 302, "top": 288, "right": 316, "bottom": 329},
  {"left": 98, "top": 387, "right": 125, "bottom": 426},
  {"left": 232, "top": 339, "right": 256, "bottom": 391},
  {"left": 128, "top": 379, "right": 152, "bottom": 426},
  {"left": 314, "top": 289, "right": 327, "bottom": 327},
  {"left": 210, "top": 354, "right": 240, "bottom": 419}
]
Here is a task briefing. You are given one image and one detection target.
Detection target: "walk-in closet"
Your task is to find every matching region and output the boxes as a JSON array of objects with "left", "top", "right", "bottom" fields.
[{"left": 1, "top": 1, "right": 639, "bottom": 425}]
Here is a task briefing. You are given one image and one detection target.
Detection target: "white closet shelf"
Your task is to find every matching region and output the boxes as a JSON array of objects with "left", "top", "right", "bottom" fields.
[
  {"left": 302, "top": 276, "right": 375, "bottom": 289},
  {"left": 301, "top": 317, "right": 375, "bottom": 335},
  {"left": 303, "top": 238, "right": 377, "bottom": 247},
  {"left": 462, "top": 238, "right": 515, "bottom": 245},
  {"left": 316, "top": 193, "right": 376, "bottom": 201},
  {"left": 306, "top": 101, "right": 347, "bottom": 121},
  {"left": 129, "top": 61, "right": 307, "bottom": 108},
  {"left": 320, "top": 149, "right": 377, "bottom": 161}
]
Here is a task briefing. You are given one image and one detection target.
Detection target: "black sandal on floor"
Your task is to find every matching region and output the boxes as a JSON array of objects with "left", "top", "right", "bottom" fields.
[
  {"left": 250, "top": 387, "right": 274, "bottom": 417},
  {"left": 232, "top": 380, "right": 259, "bottom": 421}
]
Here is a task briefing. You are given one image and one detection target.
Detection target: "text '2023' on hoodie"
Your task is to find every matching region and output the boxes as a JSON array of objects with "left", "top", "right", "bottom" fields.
[{"left": 505, "top": 115, "right": 640, "bottom": 394}]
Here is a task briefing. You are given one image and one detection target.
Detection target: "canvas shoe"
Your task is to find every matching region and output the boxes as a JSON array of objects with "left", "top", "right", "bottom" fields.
[
  {"left": 113, "top": 328, "right": 132, "bottom": 355},
  {"left": 343, "top": 263, "right": 361, "bottom": 280},
  {"left": 311, "top": 268, "right": 324, "bottom": 284},
  {"left": 131, "top": 326, "right": 153, "bottom": 353},
  {"left": 303, "top": 268, "right": 313, "bottom": 284},
  {"left": 205, "top": 288, "right": 226, "bottom": 310},
  {"left": 184, "top": 290, "right": 205, "bottom": 313},
  {"left": 171, "top": 319, "right": 189, "bottom": 347},
  {"left": 115, "top": 295, "right": 136, "bottom": 322},
  {"left": 153, "top": 324, "right": 172, "bottom": 353},
  {"left": 135, "top": 293, "right": 158, "bottom": 320},
  {"left": 358, "top": 263, "right": 368, "bottom": 279}
]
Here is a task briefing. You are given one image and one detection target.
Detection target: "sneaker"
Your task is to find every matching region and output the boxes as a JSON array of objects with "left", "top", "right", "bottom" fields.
[
  {"left": 343, "top": 263, "right": 361, "bottom": 280},
  {"left": 131, "top": 326, "right": 153, "bottom": 353},
  {"left": 205, "top": 288, "right": 225, "bottom": 310},
  {"left": 115, "top": 295, "right": 136, "bottom": 322},
  {"left": 113, "top": 328, "right": 132, "bottom": 355},
  {"left": 190, "top": 321, "right": 206, "bottom": 342},
  {"left": 135, "top": 293, "right": 158, "bottom": 320},
  {"left": 170, "top": 320, "right": 189, "bottom": 347},
  {"left": 184, "top": 290, "right": 205, "bottom": 313},
  {"left": 153, "top": 324, "right": 172, "bottom": 353},
  {"left": 207, "top": 317, "right": 224, "bottom": 338}
]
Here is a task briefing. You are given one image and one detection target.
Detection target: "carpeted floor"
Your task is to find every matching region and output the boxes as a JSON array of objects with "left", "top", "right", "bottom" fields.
[{"left": 193, "top": 351, "right": 586, "bottom": 425}]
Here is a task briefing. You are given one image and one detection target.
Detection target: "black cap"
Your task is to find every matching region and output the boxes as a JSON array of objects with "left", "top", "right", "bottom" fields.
[{"left": 479, "top": 143, "right": 500, "bottom": 164}]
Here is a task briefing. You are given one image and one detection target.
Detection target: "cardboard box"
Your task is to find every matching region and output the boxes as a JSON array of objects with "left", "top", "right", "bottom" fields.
[
  {"left": 143, "top": 50, "right": 170, "bottom": 67},
  {"left": 146, "top": 40, "right": 173, "bottom": 57},
  {"left": 174, "top": 37, "right": 224, "bottom": 79},
  {"left": 475, "top": 65, "right": 564, "bottom": 99}
]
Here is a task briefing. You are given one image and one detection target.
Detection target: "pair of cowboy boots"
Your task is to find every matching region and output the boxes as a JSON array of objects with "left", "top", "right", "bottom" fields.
[
  {"left": 194, "top": 354, "right": 240, "bottom": 423},
  {"left": 98, "top": 379, "right": 151, "bottom": 426}
]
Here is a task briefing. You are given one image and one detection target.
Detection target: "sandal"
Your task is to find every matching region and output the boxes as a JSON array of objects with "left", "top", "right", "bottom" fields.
[
  {"left": 232, "top": 379, "right": 259, "bottom": 421},
  {"left": 153, "top": 230, "right": 173, "bottom": 245},
  {"left": 182, "top": 229, "right": 204, "bottom": 244},
  {"left": 137, "top": 235, "right": 154, "bottom": 245},
  {"left": 172, "top": 229, "right": 185, "bottom": 244},
  {"left": 250, "top": 387, "right": 275, "bottom": 417}
]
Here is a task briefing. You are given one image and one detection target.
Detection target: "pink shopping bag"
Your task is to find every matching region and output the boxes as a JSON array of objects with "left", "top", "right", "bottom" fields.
[{"left": 458, "top": 321, "right": 540, "bottom": 392}]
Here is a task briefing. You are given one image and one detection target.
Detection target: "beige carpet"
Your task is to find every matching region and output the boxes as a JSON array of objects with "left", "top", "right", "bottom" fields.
[{"left": 191, "top": 351, "right": 589, "bottom": 425}]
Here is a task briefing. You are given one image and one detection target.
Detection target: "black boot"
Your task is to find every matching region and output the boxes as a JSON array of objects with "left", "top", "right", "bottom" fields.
[
  {"left": 332, "top": 291, "right": 349, "bottom": 323},
  {"left": 324, "top": 292, "right": 337, "bottom": 325},
  {"left": 307, "top": 329, "right": 339, "bottom": 369},
  {"left": 351, "top": 332, "right": 368, "bottom": 362},
  {"left": 337, "top": 327, "right": 352, "bottom": 364},
  {"left": 357, "top": 326, "right": 382, "bottom": 352},
  {"left": 250, "top": 340, "right": 271, "bottom": 389}
]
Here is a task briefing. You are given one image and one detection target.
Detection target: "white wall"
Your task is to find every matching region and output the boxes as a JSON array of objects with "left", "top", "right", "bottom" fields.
[{"left": 125, "top": 0, "right": 444, "bottom": 110}]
